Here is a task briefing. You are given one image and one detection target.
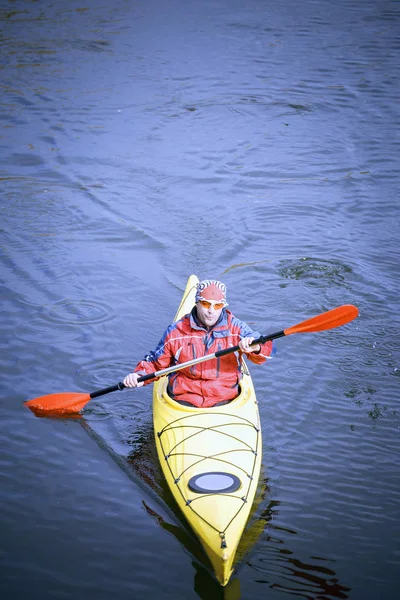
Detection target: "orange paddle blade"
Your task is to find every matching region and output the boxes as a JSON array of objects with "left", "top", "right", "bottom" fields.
[
  {"left": 284, "top": 304, "right": 359, "bottom": 336},
  {"left": 24, "top": 392, "right": 91, "bottom": 414}
]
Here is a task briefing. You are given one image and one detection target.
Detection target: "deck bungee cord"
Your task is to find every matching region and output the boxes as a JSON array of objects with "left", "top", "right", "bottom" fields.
[{"left": 157, "top": 410, "right": 261, "bottom": 550}]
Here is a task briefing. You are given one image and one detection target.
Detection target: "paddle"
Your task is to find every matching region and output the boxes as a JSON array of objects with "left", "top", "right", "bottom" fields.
[{"left": 24, "top": 303, "right": 358, "bottom": 415}]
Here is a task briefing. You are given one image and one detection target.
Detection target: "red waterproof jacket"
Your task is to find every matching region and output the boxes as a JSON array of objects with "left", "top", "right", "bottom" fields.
[{"left": 134, "top": 307, "right": 274, "bottom": 407}]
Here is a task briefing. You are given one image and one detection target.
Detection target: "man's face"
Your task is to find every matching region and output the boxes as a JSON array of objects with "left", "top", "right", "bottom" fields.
[{"left": 196, "top": 299, "right": 224, "bottom": 328}]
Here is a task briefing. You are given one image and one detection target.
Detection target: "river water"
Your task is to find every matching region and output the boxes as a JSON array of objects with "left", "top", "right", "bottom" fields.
[{"left": 1, "top": 0, "right": 399, "bottom": 599}]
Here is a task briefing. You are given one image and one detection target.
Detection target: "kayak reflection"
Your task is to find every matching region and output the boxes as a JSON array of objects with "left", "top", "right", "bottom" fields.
[{"left": 246, "top": 517, "right": 352, "bottom": 599}]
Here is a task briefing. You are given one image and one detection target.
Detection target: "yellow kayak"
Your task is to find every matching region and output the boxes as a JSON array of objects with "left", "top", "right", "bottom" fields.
[{"left": 153, "top": 275, "right": 262, "bottom": 586}]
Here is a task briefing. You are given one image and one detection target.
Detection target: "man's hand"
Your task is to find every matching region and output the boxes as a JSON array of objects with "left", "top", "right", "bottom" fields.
[
  {"left": 238, "top": 337, "right": 260, "bottom": 354},
  {"left": 123, "top": 372, "right": 145, "bottom": 388}
]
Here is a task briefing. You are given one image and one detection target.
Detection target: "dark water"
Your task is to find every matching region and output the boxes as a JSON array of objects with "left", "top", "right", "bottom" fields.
[{"left": 1, "top": 0, "right": 399, "bottom": 598}]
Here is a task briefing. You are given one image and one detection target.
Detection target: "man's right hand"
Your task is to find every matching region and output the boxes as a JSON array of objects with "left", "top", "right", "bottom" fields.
[{"left": 123, "top": 372, "right": 144, "bottom": 388}]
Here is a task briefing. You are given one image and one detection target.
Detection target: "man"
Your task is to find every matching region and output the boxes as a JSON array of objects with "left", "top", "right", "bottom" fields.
[{"left": 123, "top": 280, "right": 274, "bottom": 407}]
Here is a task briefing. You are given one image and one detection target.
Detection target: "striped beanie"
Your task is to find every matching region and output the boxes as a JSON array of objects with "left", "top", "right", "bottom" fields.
[{"left": 195, "top": 280, "right": 227, "bottom": 304}]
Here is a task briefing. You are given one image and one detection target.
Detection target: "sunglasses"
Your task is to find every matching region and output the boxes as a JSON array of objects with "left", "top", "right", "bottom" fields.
[{"left": 198, "top": 299, "right": 226, "bottom": 310}]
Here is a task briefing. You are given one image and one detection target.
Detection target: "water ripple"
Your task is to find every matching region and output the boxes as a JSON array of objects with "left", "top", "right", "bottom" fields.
[
  {"left": 42, "top": 298, "right": 113, "bottom": 325},
  {"left": 15, "top": 320, "right": 79, "bottom": 344},
  {"left": 278, "top": 258, "right": 353, "bottom": 288},
  {"left": 76, "top": 357, "right": 128, "bottom": 387}
]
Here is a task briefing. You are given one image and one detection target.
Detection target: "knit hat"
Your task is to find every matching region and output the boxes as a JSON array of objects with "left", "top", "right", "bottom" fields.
[{"left": 195, "top": 280, "right": 227, "bottom": 304}]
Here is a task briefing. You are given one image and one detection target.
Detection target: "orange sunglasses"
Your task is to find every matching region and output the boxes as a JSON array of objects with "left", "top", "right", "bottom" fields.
[{"left": 198, "top": 299, "right": 226, "bottom": 310}]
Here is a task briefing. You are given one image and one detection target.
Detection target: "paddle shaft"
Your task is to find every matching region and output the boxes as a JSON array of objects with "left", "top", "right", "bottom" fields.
[{"left": 89, "top": 330, "right": 285, "bottom": 400}]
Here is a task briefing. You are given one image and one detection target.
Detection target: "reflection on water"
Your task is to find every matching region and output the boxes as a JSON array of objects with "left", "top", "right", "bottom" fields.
[
  {"left": 80, "top": 416, "right": 351, "bottom": 599},
  {"left": 248, "top": 521, "right": 351, "bottom": 599}
]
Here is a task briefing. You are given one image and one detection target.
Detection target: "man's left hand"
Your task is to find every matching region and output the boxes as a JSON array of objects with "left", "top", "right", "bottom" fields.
[{"left": 239, "top": 337, "right": 260, "bottom": 354}]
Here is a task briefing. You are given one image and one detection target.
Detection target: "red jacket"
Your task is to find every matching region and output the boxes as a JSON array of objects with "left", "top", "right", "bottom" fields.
[{"left": 134, "top": 308, "right": 274, "bottom": 407}]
